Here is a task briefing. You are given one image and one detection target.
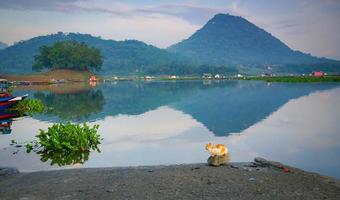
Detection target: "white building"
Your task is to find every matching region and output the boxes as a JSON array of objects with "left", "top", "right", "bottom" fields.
[{"left": 214, "top": 74, "right": 221, "bottom": 79}]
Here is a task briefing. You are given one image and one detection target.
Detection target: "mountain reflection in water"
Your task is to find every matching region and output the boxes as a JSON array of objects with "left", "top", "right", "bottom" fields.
[
  {"left": 19, "top": 80, "right": 338, "bottom": 137},
  {"left": 1, "top": 80, "right": 339, "bottom": 178}
]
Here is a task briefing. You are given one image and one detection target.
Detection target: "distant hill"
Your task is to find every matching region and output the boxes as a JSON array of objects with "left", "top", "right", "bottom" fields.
[
  {"left": 168, "top": 14, "right": 339, "bottom": 68},
  {"left": 0, "top": 32, "right": 189, "bottom": 75},
  {"left": 1, "top": 14, "right": 339, "bottom": 75},
  {"left": 0, "top": 41, "right": 7, "bottom": 50}
]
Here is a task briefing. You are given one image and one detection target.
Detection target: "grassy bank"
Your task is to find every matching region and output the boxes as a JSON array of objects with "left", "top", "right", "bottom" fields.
[
  {"left": 1, "top": 69, "right": 94, "bottom": 83},
  {"left": 244, "top": 76, "right": 340, "bottom": 83},
  {"left": 13, "top": 82, "right": 92, "bottom": 94}
]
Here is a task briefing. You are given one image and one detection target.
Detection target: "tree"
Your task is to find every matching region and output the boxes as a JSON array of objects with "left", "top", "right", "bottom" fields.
[{"left": 33, "top": 41, "right": 103, "bottom": 72}]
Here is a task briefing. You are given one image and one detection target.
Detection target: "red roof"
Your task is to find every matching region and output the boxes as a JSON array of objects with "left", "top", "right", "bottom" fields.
[
  {"left": 89, "top": 76, "right": 97, "bottom": 81},
  {"left": 312, "top": 71, "right": 324, "bottom": 77}
]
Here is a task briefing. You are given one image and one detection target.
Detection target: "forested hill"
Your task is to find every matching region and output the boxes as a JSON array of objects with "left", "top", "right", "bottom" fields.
[
  {"left": 1, "top": 14, "right": 339, "bottom": 76},
  {"left": 168, "top": 13, "right": 338, "bottom": 66},
  {"left": 0, "top": 32, "right": 189, "bottom": 75}
]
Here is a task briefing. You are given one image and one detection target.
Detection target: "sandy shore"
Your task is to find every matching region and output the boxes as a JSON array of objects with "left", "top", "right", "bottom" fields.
[{"left": 1, "top": 158, "right": 340, "bottom": 200}]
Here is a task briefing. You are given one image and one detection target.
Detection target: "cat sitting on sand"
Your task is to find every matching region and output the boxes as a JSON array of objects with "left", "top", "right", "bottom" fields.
[{"left": 205, "top": 143, "right": 228, "bottom": 156}]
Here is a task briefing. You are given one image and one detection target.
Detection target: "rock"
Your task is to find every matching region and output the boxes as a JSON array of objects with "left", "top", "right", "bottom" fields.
[
  {"left": 207, "top": 153, "right": 230, "bottom": 166},
  {"left": 249, "top": 177, "right": 256, "bottom": 181},
  {"left": 230, "top": 164, "right": 239, "bottom": 169},
  {"left": 0, "top": 166, "right": 19, "bottom": 176},
  {"left": 254, "top": 157, "right": 295, "bottom": 172}
]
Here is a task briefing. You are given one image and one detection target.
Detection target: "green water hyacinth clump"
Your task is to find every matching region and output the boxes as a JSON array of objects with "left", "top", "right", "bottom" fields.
[
  {"left": 37, "top": 123, "right": 101, "bottom": 152},
  {"left": 10, "top": 99, "right": 45, "bottom": 116},
  {"left": 26, "top": 123, "right": 101, "bottom": 166}
]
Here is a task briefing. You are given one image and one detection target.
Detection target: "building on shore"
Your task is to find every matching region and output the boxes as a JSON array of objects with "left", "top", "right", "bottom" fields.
[
  {"left": 89, "top": 75, "right": 98, "bottom": 82},
  {"left": 202, "top": 73, "right": 213, "bottom": 79},
  {"left": 214, "top": 74, "right": 221, "bottom": 79},
  {"left": 312, "top": 71, "right": 325, "bottom": 77}
]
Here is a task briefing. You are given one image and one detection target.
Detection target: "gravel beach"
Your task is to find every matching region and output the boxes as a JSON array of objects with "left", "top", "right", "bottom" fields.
[{"left": 1, "top": 158, "right": 340, "bottom": 200}]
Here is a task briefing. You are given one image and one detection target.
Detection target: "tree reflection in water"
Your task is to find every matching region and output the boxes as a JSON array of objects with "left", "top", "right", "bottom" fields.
[{"left": 34, "top": 89, "right": 105, "bottom": 121}]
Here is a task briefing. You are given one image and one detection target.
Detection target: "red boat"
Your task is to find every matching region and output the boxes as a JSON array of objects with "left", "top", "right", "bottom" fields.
[
  {"left": 0, "top": 101, "right": 18, "bottom": 110},
  {"left": 0, "top": 94, "right": 28, "bottom": 110},
  {"left": 0, "top": 112, "right": 19, "bottom": 120}
]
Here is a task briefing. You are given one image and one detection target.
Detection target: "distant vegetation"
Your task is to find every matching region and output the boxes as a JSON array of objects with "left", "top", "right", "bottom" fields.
[
  {"left": 33, "top": 41, "right": 103, "bottom": 72},
  {"left": 0, "top": 32, "right": 190, "bottom": 75},
  {"left": 245, "top": 76, "right": 340, "bottom": 83}
]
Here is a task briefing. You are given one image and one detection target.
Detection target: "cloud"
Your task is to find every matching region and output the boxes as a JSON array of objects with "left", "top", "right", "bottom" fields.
[
  {"left": 0, "top": 0, "right": 235, "bottom": 25},
  {"left": 274, "top": 20, "right": 301, "bottom": 30},
  {"left": 0, "top": 0, "right": 84, "bottom": 11},
  {"left": 136, "top": 4, "right": 224, "bottom": 25}
]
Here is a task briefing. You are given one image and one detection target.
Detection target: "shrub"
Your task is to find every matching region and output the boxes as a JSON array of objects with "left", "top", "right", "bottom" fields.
[{"left": 26, "top": 122, "right": 101, "bottom": 166}]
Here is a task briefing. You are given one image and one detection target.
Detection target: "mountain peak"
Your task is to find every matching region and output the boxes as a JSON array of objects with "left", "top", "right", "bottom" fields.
[
  {"left": 168, "top": 13, "right": 325, "bottom": 65},
  {"left": 208, "top": 13, "right": 246, "bottom": 24},
  {"left": 211, "top": 13, "right": 238, "bottom": 20}
]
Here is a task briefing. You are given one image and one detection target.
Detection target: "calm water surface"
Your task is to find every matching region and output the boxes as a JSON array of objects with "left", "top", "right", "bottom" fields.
[{"left": 0, "top": 80, "right": 340, "bottom": 178}]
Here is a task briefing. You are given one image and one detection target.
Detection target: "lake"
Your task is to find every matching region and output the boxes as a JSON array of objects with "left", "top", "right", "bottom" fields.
[{"left": 1, "top": 80, "right": 340, "bottom": 178}]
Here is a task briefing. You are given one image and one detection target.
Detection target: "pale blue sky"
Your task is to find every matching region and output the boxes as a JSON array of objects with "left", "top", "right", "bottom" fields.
[{"left": 0, "top": 0, "right": 339, "bottom": 59}]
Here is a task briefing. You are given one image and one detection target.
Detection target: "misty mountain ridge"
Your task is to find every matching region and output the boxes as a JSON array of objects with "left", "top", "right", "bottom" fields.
[{"left": 0, "top": 32, "right": 188, "bottom": 75}]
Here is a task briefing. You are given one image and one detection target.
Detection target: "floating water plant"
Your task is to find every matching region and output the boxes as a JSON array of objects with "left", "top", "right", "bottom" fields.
[{"left": 25, "top": 122, "right": 101, "bottom": 166}]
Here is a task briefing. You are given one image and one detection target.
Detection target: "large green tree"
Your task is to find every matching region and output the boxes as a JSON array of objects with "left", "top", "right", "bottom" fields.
[{"left": 33, "top": 41, "right": 103, "bottom": 71}]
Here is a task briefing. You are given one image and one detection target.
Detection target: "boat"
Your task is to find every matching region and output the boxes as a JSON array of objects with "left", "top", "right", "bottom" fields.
[
  {"left": 8, "top": 94, "right": 28, "bottom": 102},
  {"left": 0, "top": 101, "right": 18, "bottom": 110},
  {"left": 0, "top": 96, "right": 13, "bottom": 103},
  {"left": 0, "top": 94, "right": 28, "bottom": 110},
  {"left": 0, "top": 112, "right": 19, "bottom": 120}
]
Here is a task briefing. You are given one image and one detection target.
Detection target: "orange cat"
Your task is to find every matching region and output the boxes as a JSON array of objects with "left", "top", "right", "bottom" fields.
[{"left": 205, "top": 143, "right": 228, "bottom": 156}]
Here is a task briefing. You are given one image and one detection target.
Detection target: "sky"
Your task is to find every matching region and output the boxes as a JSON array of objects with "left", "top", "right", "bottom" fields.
[{"left": 0, "top": 0, "right": 339, "bottom": 59}]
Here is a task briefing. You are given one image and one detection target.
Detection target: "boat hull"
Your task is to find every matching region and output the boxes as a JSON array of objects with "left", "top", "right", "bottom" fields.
[{"left": 0, "top": 101, "right": 17, "bottom": 110}]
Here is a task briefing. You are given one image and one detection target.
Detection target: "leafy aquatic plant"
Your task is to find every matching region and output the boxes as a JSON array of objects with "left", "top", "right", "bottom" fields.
[
  {"left": 26, "top": 122, "right": 101, "bottom": 166},
  {"left": 10, "top": 99, "right": 45, "bottom": 116}
]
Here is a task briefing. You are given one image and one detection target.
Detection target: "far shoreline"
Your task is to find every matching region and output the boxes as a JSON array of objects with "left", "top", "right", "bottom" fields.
[{"left": 2, "top": 69, "right": 340, "bottom": 86}]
